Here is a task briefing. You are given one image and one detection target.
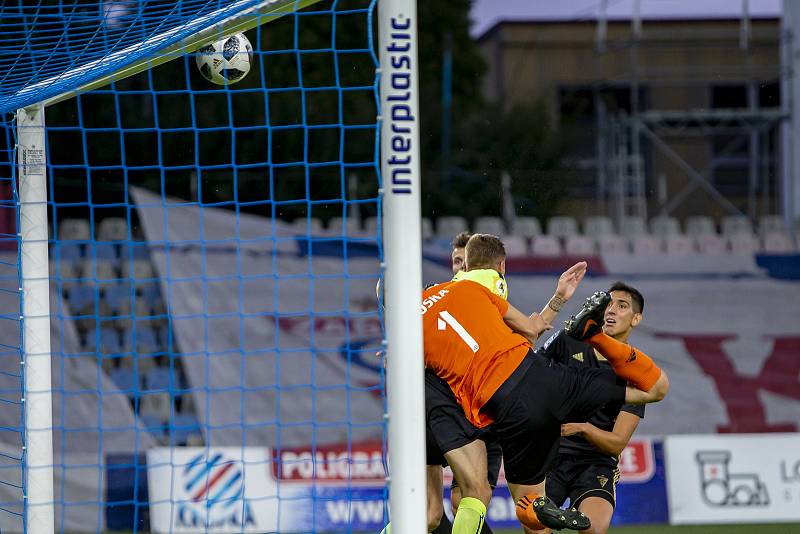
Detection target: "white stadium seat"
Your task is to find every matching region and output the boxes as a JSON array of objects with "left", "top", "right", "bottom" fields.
[
  {"left": 630, "top": 235, "right": 660, "bottom": 255},
  {"left": 421, "top": 217, "right": 434, "bottom": 240},
  {"left": 564, "top": 235, "right": 595, "bottom": 255},
  {"left": 327, "top": 216, "right": 363, "bottom": 235},
  {"left": 685, "top": 216, "right": 716, "bottom": 236},
  {"left": 727, "top": 233, "right": 759, "bottom": 255},
  {"left": 59, "top": 218, "right": 91, "bottom": 241},
  {"left": 758, "top": 215, "right": 786, "bottom": 236},
  {"left": 594, "top": 235, "right": 628, "bottom": 254},
  {"left": 510, "top": 217, "right": 542, "bottom": 238},
  {"left": 435, "top": 216, "right": 469, "bottom": 239},
  {"left": 98, "top": 217, "right": 129, "bottom": 242},
  {"left": 762, "top": 232, "right": 795, "bottom": 253},
  {"left": 619, "top": 216, "right": 647, "bottom": 237},
  {"left": 473, "top": 216, "right": 506, "bottom": 236},
  {"left": 502, "top": 236, "right": 528, "bottom": 257},
  {"left": 583, "top": 216, "right": 614, "bottom": 237},
  {"left": 546, "top": 216, "right": 578, "bottom": 237},
  {"left": 530, "top": 236, "right": 562, "bottom": 257},
  {"left": 363, "top": 216, "right": 379, "bottom": 235},
  {"left": 664, "top": 235, "right": 694, "bottom": 255},
  {"left": 649, "top": 216, "right": 680, "bottom": 237},
  {"left": 292, "top": 217, "right": 324, "bottom": 234},
  {"left": 695, "top": 234, "right": 726, "bottom": 255},
  {"left": 721, "top": 215, "right": 753, "bottom": 237}
]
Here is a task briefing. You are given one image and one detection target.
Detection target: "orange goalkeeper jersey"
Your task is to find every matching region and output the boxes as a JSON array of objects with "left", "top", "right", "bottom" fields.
[{"left": 422, "top": 279, "right": 531, "bottom": 427}]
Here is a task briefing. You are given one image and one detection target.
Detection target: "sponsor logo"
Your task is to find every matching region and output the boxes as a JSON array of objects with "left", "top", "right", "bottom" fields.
[
  {"left": 274, "top": 442, "right": 386, "bottom": 484},
  {"left": 618, "top": 438, "right": 655, "bottom": 483},
  {"left": 696, "top": 450, "right": 770, "bottom": 507},
  {"left": 384, "top": 15, "right": 415, "bottom": 195},
  {"left": 571, "top": 352, "right": 584, "bottom": 362},
  {"left": 175, "top": 452, "right": 255, "bottom": 529},
  {"left": 597, "top": 474, "right": 609, "bottom": 488}
]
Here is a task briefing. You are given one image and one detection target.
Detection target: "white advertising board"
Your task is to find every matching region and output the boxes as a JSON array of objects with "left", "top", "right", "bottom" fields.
[{"left": 665, "top": 433, "right": 800, "bottom": 524}]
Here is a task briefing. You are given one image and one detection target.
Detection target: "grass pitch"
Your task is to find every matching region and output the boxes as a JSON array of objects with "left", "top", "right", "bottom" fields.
[{"left": 496, "top": 524, "right": 800, "bottom": 534}]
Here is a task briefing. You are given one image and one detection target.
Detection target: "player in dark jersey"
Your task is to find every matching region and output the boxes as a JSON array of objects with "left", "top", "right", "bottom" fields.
[{"left": 534, "top": 282, "right": 647, "bottom": 534}]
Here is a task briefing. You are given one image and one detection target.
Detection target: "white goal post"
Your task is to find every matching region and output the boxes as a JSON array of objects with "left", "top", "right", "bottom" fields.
[{"left": 13, "top": 0, "right": 425, "bottom": 533}]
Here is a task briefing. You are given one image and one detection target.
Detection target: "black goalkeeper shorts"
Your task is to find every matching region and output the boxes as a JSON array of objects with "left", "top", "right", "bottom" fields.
[
  {"left": 482, "top": 351, "right": 626, "bottom": 486},
  {"left": 425, "top": 370, "right": 500, "bottom": 485},
  {"left": 546, "top": 454, "right": 620, "bottom": 509}
]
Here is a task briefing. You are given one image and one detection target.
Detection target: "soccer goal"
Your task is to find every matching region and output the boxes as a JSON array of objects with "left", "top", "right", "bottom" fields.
[{"left": 0, "top": 0, "right": 424, "bottom": 532}]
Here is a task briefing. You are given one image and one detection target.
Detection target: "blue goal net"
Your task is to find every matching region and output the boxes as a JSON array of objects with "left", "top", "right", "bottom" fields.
[{"left": 0, "top": 0, "right": 387, "bottom": 531}]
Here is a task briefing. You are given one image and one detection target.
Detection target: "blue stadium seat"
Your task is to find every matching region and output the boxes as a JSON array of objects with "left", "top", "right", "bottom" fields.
[
  {"left": 108, "top": 366, "right": 138, "bottom": 394},
  {"left": 169, "top": 413, "right": 201, "bottom": 446},
  {"left": 144, "top": 366, "right": 171, "bottom": 392}
]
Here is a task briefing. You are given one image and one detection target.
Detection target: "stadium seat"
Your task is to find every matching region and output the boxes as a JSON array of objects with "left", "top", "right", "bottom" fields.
[
  {"left": 685, "top": 216, "right": 717, "bottom": 236},
  {"left": 58, "top": 218, "right": 91, "bottom": 242},
  {"left": 125, "top": 326, "right": 160, "bottom": 355},
  {"left": 664, "top": 235, "right": 695, "bottom": 255},
  {"left": 721, "top": 215, "right": 754, "bottom": 237},
  {"left": 103, "top": 283, "right": 132, "bottom": 316},
  {"left": 52, "top": 243, "right": 83, "bottom": 280},
  {"left": 108, "top": 366, "right": 138, "bottom": 394},
  {"left": 546, "top": 216, "right": 578, "bottom": 237},
  {"left": 649, "top": 216, "right": 680, "bottom": 236},
  {"left": 619, "top": 216, "right": 647, "bottom": 237},
  {"left": 421, "top": 217, "right": 434, "bottom": 240},
  {"left": 86, "top": 258, "right": 118, "bottom": 282},
  {"left": 435, "top": 216, "right": 469, "bottom": 239},
  {"left": 564, "top": 236, "right": 595, "bottom": 255},
  {"left": 99, "top": 327, "right": 123, "bottom": 356},
  {"left": 727, "top": 233, "right": 759, "bottom": 255},
  {"left": 363, "top": 216, "right": 379, "bottom": 236},
  {"left": 594, "top": 235, "right": 628, "bottom": 254},
  {"left": 758, "top": 215, "right": 787, "bottom": 236},
  {"left": 291, "top": 216, "right": 324, "bottom": 234},
  {"left": 630, "top": 236, "right": 660, "bottom": 255},
  {"left": 582, "top": 216, "right": 614, "bottom": 237},
  {"left": 67, "top": 285, "right": 96, "bottom": 317},
  {"left": 510, "top": 217, "right": 542, "bottom": 238},
  {"left": 170, "top": 413, "right": 202, "bottom": 445},
  {"left": 503, "top": 236, "right": 528, "bottom": 257},
  {"left": 473, "top": 216, "right": 505, "bottom": 236},
  {"left": 695, "top": 234, "right": 726, "bottom": 255},
  {"left": 762, "top": 232, "right": 796, "bottom": 253},
  {"left": 97, "top": 217, "right": 129, "bottom": 242},
  {"left": 139, "top": 414, "right": 165, "bottom": 438},
  {"left": 140, "top": 392, "right": 172, "bottom": 420},
  {"left": 145, "top": 366, "right": 172, "bottom": 392},
  {"left": 121, "top": 259, "right": 155, "bottom": 281},
  {"left": 136, "top": 282, "right": 165, "bottom": 315},
  {"left": 327, "top": 216, "right": 363, "bottom": 236},
  {"left": 530, "top": 236, "right": 562, "bottom": 257}
]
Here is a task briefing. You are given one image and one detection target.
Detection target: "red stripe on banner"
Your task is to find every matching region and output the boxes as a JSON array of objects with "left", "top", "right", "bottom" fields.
[{"left": 192, "top": 462, "right": 234, "bottom": 502}]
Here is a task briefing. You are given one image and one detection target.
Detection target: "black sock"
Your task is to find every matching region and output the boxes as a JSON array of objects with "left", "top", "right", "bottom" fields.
[{"left": 432, "top": 510, "right": 452, "bottom": 534}]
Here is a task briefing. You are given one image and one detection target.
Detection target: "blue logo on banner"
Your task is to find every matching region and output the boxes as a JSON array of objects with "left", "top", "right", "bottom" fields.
[{"left": 176, "top": 452, "right": 255, "bottom": 529}]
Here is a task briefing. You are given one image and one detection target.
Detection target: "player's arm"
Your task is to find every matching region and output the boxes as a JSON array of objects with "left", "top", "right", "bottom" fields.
[
  {"left": 561, "top": 411, "right": 641, "bottom": 457},
  {"left": 539, "top": 261, "right": 587, "bottom": 325},
  {"left": 503, "top": 302, "right": 550, "bottom": 344},
  {"left": 623, "top": 371, "right": 670, "bottom": 404}
]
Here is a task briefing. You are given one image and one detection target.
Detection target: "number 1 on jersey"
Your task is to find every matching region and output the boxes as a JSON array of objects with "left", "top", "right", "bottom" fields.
[{"left": 437, "top": 310, "right": 479, "bottom": 353}]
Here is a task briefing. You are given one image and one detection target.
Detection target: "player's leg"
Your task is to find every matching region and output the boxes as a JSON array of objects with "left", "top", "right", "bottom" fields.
[
  {"left": 569, "top": 464, "right": 619, "bottom": 534},
  {"left": 427, "top": 465, "right": 446, "bottom": 532},
  {"left": 443, "top": 439, "right": 491, "bottom": 534},
  {"left": 564, "top": 292, "right": 665, "bottom": 393},
  {"left": 576, "top": 497, "right": 613, "bottom": 534}
]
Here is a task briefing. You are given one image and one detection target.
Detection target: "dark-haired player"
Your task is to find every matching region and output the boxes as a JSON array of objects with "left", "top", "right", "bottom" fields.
[{"left": 532, "top": 283, "right": 648, "bottom": 534}]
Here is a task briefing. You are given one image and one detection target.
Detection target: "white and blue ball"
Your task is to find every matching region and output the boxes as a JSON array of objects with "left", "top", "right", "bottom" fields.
[{"left": 195, "top": 32, "right": 253, "bottom": 85}]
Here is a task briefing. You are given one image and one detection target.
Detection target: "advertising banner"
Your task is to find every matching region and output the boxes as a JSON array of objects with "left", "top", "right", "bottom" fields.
[{"left": 665, "top": 433, "right": 800, "bottom": 524}]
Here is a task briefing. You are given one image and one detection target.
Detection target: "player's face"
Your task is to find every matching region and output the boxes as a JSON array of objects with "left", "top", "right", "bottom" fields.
[
  {"left": 603, "top": 290, "right": 641, "bottom": 340},
  {"left": 451, "top": 246, "right": 466, "bottom": 274}
]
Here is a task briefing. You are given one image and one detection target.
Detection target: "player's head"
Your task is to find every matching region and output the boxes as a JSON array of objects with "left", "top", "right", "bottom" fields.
[
  {"left": 464, "top": 234, "right": 506, "bottom": 275},
  {"left": 603, "top": 281, "right": 644, "bottom": 341},
  {"left": 450, "top": 231, "right": 472, "bottom": 275}
]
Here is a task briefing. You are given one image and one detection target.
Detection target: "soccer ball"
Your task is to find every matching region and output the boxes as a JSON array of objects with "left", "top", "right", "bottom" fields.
[{"left": 195, "top": 33, "right": 253, "bottom": 85}]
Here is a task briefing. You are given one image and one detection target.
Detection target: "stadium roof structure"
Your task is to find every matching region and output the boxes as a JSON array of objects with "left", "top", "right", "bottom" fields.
[
  {"left": 471, "top": 0, "right": 781, "bottom": 38},
  {"left": 0, "top": 0, "right": 320, "bottom": 116}
]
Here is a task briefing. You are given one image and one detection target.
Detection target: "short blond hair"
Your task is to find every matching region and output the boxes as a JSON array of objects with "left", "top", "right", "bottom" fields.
[{"left": 465, "top": 234, "right": 506, "bottom": 270}]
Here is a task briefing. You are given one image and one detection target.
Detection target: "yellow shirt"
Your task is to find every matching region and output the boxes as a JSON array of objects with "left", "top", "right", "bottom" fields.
[{"left": 451, "top": 268, "right": 508, "bottom": 300}]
